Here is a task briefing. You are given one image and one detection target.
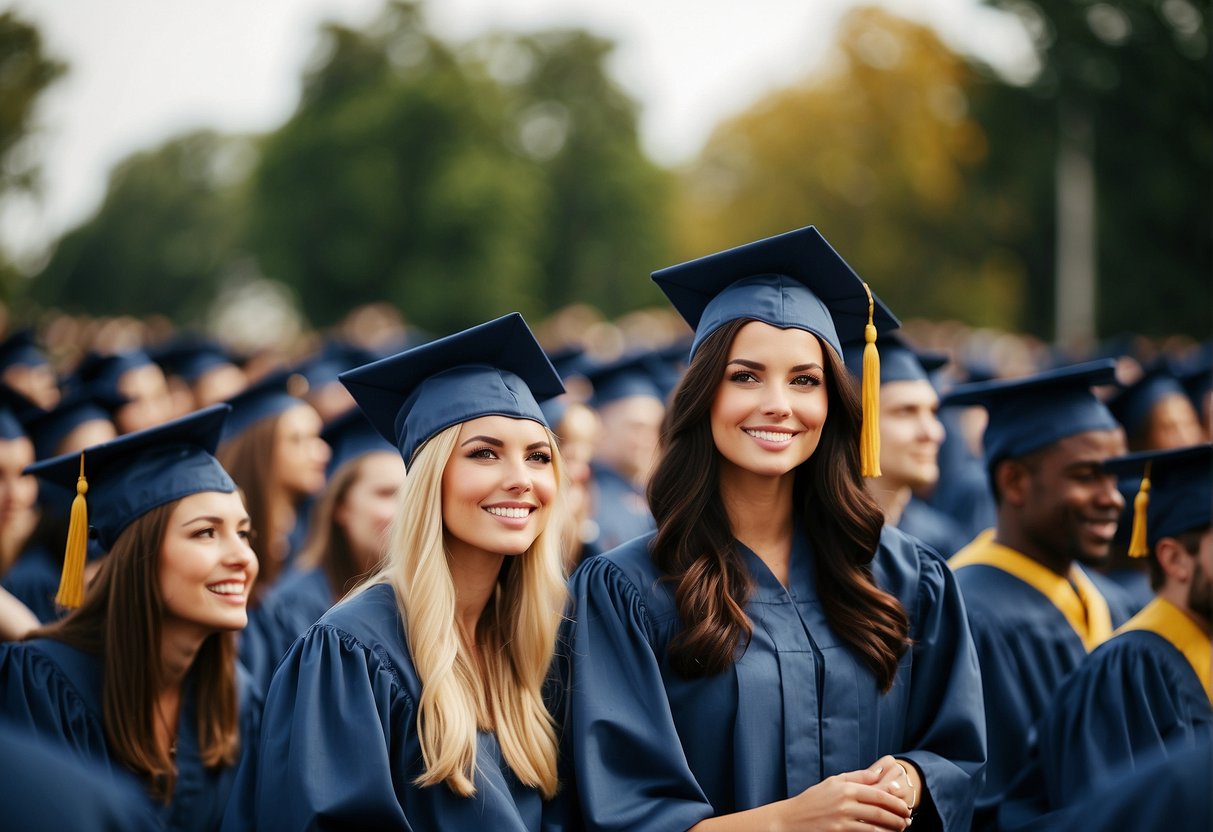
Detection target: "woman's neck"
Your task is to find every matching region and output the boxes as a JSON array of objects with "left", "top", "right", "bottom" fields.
[
  {"left": 719, "top": 465, "right": 795, "bottom": 584},
  {"left": 445, "top": 538, "right": 506, "bottom": 649},
  {"left": 158, "top": 622, "right": 207, "bottom": 692}
]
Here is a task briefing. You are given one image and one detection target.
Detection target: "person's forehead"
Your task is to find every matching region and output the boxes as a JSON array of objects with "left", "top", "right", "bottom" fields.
[
  {"left": 880, "top": 379, "right": 938, "bottom": 408},
  {"left": 1041, "top": 428, "right": 1126, "bottom": 464}
]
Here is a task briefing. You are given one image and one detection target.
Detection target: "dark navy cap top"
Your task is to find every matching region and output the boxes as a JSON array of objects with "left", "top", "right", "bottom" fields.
[
  {"left": 651, "top": 226, "right": 899, "bottom": 360},
  {"left": 26, "top": 387, "right": 126, "bottom": 460},
  {"left": 152, "top": 335, "right": 238, "bottom": 385},
  {"left": 339, "top": 313, "right": 564, "bottom": 469},
  {"left": 321, "top": 407, "right": 396, "bottom": 479},
  {"left": 72, "top": 350, "right": 154, "bottom": 395},
  {"left": 0, "top": 330, "right": 48, "bottom": 371},
  {"left": 584, "top": 352, "right": 665, "bottom": 408},
  {"left": 1106, "top": 361, "right": 1189, "bottom": 438},
  {"left": 25, "top": 405, "right": 237, "bottom": 550},
  {"left": 0, "top": 385, "right": 40, "bottom": 441},
  {"left": 1179, "top": 345, "right": 1212, "bottom": 409},
  {"left": 295, "top": 341, "right": 382, "bottom": 390},
  {"left": 1104, "top": 443, "right": 1211, "bottom": 545},
  {"left": 546, "top": 345, "right": 594, "bottom": 382},
  {"left": 843, "top": 332, "right": 948, "bottom": 386},
  {"left": 940, "top": 360, "right": 1121, "bottom": 468},
  {"left": 221, "top": 370, "right": 303, "bottom": 442}
]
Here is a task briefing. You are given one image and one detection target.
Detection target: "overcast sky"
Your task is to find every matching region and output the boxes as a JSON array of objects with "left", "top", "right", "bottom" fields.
[{"left": 3, "top": 0, "right": 1030, "bottom": 265}]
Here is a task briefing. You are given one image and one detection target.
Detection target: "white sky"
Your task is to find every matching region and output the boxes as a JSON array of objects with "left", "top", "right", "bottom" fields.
[{"left": 2, "top": 0, "right": 1031, "bottom": 267}]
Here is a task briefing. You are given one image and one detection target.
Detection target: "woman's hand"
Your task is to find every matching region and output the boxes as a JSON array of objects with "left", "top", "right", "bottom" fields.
[
  {"left": 774, "top": 766, "right": 912, "bottom": 831},
  {"left": 867, "top": 756, "right": 922, "bottom": 818}
]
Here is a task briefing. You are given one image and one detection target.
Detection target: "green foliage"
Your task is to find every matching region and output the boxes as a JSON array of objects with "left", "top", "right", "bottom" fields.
[
  {"left": 30, "top": 131, "right": 254, "bottom": 321},
  {"left": 0, "top": 11, "right": 66, "bottom": 193},
  {"left": 977, "top": 0, "right": 1210, "bottom": 339},
  {"left": 675, "top": 7, "right": 1027, "bottom": 331},
  {"left": 249, "top": 2, "right": 671, "bottom": 333}
]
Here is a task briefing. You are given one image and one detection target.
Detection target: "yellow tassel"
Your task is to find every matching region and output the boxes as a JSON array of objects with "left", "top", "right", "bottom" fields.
[
  {"left": 860, "top": 282, "right": 881, "bottom": 478},
  {"left": 1127, "top": 463, "right": 1151, "bottom": 558},
  {"left": 55, "top": 453, "right": 89, "bottom": 609}
]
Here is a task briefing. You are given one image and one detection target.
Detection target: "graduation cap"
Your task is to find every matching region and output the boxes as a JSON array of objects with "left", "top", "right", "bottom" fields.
[
  {"left": 1104, "top": 443, "right": 1211, "bottom": 556},
  {"left": 25, "top": 386, "right": 126, "bottom": 460},
  {"left": 294, "top": 341, "right": 383, "bottom": 392},
  {"left": 24, "top": 404, "right": 236, "bottom": 608},
  {"left": 583, "top": 352, "right": 665, "bottom": 409},
  {"left": 71, "top": 350, "right": 154, "bottom": 396},
  {"left": 320, "top": 406, "right": 396, "bottom": 479},
  {"left": 1178, "top": 344, "right": 1212, "bottom": 413},
  {"left": 939, "top": 360, "right": 1121, "bottom": 470},
  {"left": 0, "top": 384, "right": 40, "bottom": 441},
  {"left": 843, "top": 332, "right": 948, "bottom": 386},
  {"left": 151, "top": 335, "right": 240, "bottom": 385},
  {"left": 220, "top": 369, "right": 303, "bottom": 443},
  {"left": 1105, "top": 360, "right": 1191, "bottom": 439},
  {"left": 651, "top": 225, "right": 900, "bottom": 475},
  {"left": 0, "top": 329, "right": 49, "bottom": 371},
  {"left": 339, "top": 313, "right": 564, "bottom": 469}
]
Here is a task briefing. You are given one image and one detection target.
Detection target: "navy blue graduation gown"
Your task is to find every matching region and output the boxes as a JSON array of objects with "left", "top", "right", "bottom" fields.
[
  {"left": 998, "top": 619, "right": 1212, "bottom": 827},
  {"left": 1, "top": 544, "right": 61, "bottom": 624},
  {"left": 899, "top": 497, "right": 971, "bottom": 559},
  {"left": 951, "top": 557, "right": 1133, "bottom": 827},
  {"left": 563, "top": 526, "right": 986, "bottom": 832},
  {"left": 0, "top": 637, "right": 261, "bottom": 832},
  {"left": 1, "top": 718, "right": 160, "bottom": 831},
  {"left": 239, "top": 565, "right": 335, "bottom": 690},
  {"left": 589, "top": 463, "right": 655, "bottom": 552},
  {"left": 226, "top": 582, "right": 559, "bottom": 831}
]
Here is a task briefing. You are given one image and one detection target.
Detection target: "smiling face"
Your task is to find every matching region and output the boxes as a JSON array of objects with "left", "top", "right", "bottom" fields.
[
  {"left": 709, "top": 321, "right": 829, "bottom": 484},
  {"left": 273, "top": 404, "right": 331, "bottom": 498},
  {"left": 878, "top": 379, "right": 945, "bottom": 490},
  {"left": 440, "top": 415, "right": 557, "bottom": 561},
  {"left": 158, "top": 490, "right": 259, "bottom": 638}
]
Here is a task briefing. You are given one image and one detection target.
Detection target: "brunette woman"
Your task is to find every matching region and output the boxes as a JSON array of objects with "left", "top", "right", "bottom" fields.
[
  {"left": 240, "top": 407, "right": 405, "bottom": 688},
  {"left": 226, "top": 314, "right": 569, "bottom": 829},
  {"left": 217, "top": 371, "right": 330, "bottom": 602},
  {"left": 0, "top": 405, "right": 261, "bottom": 831},
  {"left": 563, "top": 227, "right": 985, "bottom": 832}
]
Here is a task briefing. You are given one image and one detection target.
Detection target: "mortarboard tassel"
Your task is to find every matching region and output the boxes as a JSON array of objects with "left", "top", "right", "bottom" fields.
[
  {"left": 860, "top": 282, "right": 881, "bottom": 478},
  {"left": 55, "top": 453, "right": 89, "bottom": 608},
  {"left": 1127, "top": 462, "right": 1151, "bottom": 558}
]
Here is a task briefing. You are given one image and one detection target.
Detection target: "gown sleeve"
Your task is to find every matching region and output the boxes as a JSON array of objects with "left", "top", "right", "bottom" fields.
[
  {"left": 894, "top": 546, "right": 987, "bottom": 832},
  {"left": 238, "top": 622, "right": 416, "bottom": 831},
  {"left": 563, "top": 554, "right": 714, "bottom": 832},
  {"left": 0, "top": 640, "right": 110, "bottom": 764}
]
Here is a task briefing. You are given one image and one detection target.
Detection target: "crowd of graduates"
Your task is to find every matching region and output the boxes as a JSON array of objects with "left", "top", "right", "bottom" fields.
[{"left": 0, "top": 225, "right": 1208, "bottom": 831}]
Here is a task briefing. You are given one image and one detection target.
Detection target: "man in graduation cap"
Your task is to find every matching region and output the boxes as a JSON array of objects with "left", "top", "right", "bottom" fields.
[
  {"left": 996, "top": 442, "right": 1212, "bottom": 829},
  {"left": 843, "top": 333, "right": 970, "bottom": 557},
  {"left": 941, "top": 360, "right": 1136, "bottom": 828}
]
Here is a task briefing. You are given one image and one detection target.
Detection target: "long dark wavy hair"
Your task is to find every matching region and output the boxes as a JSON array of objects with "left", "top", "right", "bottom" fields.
[
  {"left": 647, "top": 318, "right": 910, "bottom": 691},
  {"left": 30, "top": 499, "right": 242, "bottom": 802}
]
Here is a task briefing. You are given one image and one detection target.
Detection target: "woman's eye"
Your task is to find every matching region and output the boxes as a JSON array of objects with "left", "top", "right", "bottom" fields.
[
  {"left": 528, "top": 451, "right": 553, "bottom": 464},
  {"left": 729, "top": 371, "right": 757, "bottom": 383},
  {"left": 192, "top": 528, "right": 216, "bottom": 539},
  {"left": 237, "top": 529, "right": 253, "bottom": 542},
  {"left": 791, "top": 374, "right": 823, "bottom": 387},
  {"left": 469, "top": 447, "right": 498, "bottom": 460}
]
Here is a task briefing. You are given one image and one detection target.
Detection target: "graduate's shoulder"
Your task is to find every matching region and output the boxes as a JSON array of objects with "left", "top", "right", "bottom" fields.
[
  {"left": 570, "top": 532, "right": 678, "bottom": 626},
  {"left": 873, "top": 524, "right": 955, "bottom": 603}
]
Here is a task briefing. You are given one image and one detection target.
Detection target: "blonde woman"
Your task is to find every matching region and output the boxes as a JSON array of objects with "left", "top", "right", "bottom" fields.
[{"left": 226, "top": 314, "right": 569, "bottom": 830}]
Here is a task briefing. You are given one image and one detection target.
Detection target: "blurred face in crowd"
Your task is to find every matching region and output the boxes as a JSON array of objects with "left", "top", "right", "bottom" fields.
[
  {"left": 595, "top": 395, "right": 664, "bottom": 486},
  {"left": 555, "top": 402, "right": 600, "bottom": 519},
  {"left": 441, "top": 415, "right": 557, "bottom": 561},
  {"left": 115, "top": 363, "right": 174, "bottom": 434},
  {"left": 57, "top": 418, "right": 118, "bottom": 457},
  {"left": 1005, "top": 429, "right": 1126, "bottom": 569},
  {"left": 159, "top": 490, "right": 259, "bottom": 640},
  {"left": 335, "top": 451, "right": 406, "bottom": 573},
  {"left": 193, "top": 364, "right": 248, "bottom": 409},
  {"left": 273, "top": 404, "right": 330, "bottom": 498},
  {"left": 1186, "top": 527, "right": 1213, "bottom": 625},
  {"left": 710, "top": 322, "right": 828, "bottom": 484},
  {"left": 878, "top": 379, "right": 945, "bottom": 491},
  {"left": 1142, "top": 393, "right": 1204, "bottom": 451},
  {"left": 3, "top": 365, "right": 59, "bottom": 410},
  {"left": 0, "top": 436, "right": 36, "bottom": 533}
]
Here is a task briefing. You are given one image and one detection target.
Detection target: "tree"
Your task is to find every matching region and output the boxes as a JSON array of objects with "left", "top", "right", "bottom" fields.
[
  {"left": 0, "top": 11, "right": 66, "bottom": 297},
  {"left": 30, "top": 130, "right": 255, "bottom": 322},
  {"left": 977, "top": 0, "right": 1210, "bottom": 340},
  {"left": 248, "top": 2, "right": 672, "bottom": 333},
  {"left": 674, "top": 7, "right": 1028, "bottom": 331}
]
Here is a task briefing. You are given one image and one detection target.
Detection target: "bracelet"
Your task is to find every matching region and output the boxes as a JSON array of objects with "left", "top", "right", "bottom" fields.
[{"left": 894, "top": 761, "right": 918, "bottom": 814}]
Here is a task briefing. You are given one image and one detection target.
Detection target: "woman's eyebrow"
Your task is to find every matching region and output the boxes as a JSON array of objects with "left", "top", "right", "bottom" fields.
[{"left": 460, "top": 435, "right": 503, "bottom": 447}]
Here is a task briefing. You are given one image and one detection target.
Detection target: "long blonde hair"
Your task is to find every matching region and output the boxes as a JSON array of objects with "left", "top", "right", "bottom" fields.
[{"left": 354, "top": 421, "right": 567, "bottom": 797}]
